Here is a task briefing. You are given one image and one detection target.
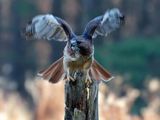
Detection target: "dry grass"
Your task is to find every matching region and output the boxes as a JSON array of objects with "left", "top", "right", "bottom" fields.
[{"left": 0, "top": 77, "right": 159, "bottom": 120}]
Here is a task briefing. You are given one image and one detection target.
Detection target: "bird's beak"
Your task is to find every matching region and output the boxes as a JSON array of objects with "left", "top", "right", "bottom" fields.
[
  {"left": 70, "top": 40, "right": 79, "bottom": 51},
  {"left": 71, "top": 46, "right": 79, "bottom": 52}
]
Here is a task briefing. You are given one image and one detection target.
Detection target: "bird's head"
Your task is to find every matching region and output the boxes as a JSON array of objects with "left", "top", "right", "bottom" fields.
[{"left": 70, "top": 36, "right": 93, "bottom": 57}]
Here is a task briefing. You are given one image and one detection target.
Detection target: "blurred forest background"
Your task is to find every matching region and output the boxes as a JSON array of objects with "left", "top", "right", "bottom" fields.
[{"left": 0, "top": 0, "right": 160, "bottom": 120}]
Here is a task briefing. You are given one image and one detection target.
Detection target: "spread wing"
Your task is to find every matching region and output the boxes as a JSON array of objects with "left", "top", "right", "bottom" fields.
[
  {"left": 24, "top": 14, "right": 75, "bottom": 41},
  {"left": 83, "top": 8, "right": 125, "bottom": 39}
]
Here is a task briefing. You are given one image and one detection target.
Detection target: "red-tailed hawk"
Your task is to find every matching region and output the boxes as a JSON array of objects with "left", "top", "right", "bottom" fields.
[{"left": 24, "top": 8, "right": 124, "bottom": 83}]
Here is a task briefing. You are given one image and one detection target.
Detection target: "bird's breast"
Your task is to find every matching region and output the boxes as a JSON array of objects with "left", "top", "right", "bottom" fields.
[
  {"left": 66, "top": 55, "right": 93, "bottom": 70},
  {"left": 63, "top": 41, "right": 94, "bottom": 71}
]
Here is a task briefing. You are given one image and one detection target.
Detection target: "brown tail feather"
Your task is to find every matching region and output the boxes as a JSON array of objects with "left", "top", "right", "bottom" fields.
[
  {"left": 89, "top": 66, "right": 101, "bottom": 80},
  {"left": 90, "top": 60, "right": 113, "bottom": 82},
  {"left": 48, "top": 59, "right": 64, "bottom": 83},
  {"left": 38, "top": 57, "right": 64, "bottom": 76},
  {"left": 38, "top": 57, "right": 64, "bottom": 83},
  {"left": 38, "top": 57, "right": 113, "bottom": 83}
]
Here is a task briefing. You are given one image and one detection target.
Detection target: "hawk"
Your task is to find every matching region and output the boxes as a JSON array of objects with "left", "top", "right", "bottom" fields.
[{"left": 24, "top": 8, "right": 125, "bottom": 83}]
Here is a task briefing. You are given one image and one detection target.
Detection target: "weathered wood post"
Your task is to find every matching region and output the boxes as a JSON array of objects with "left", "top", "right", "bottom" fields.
[{"left": 64, "top": 71, "right": 99, "bottom": 120}]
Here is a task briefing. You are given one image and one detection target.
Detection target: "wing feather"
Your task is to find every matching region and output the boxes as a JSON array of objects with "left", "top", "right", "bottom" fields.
[
  {"left": 24, "top": 14, "right": 74, "bottom": 41},
  {"left": 83, "top": 8, "right": 124, "bottom": 39}
]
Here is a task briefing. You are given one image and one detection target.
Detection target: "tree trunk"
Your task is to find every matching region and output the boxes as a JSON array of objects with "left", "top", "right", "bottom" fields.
[{"left": 64, "top": 71, "right": 99, "bottom": 120}]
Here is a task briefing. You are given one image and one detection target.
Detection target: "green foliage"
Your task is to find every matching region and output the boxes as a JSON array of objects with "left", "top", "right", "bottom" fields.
[{"left": 95, "top": 37, "right": 160, "bottom": 88}]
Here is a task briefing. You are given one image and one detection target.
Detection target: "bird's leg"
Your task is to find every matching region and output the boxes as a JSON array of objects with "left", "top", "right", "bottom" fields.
[
  {"left": 84, "top": 70, "right": 93, "bottom": 100},
  {"left": 66, "top": 69, "right": 75, "bottom": 82},
  {"left": 85, "top": 71, "right": 93, "bottom": 86}
]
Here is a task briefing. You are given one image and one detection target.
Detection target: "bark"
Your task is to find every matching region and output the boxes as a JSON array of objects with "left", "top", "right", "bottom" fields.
[{"left": 64, "top": 71, "right": 99, "bottom": 120}]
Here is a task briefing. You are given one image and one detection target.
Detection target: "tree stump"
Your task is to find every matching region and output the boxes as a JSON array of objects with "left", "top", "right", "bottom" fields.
[{"left": 64, "top": 71, "right": 99, "bottom": 120}]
